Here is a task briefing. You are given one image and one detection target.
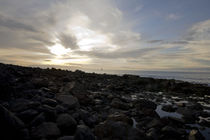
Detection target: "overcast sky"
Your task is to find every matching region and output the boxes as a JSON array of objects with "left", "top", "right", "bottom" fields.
[{"left": 0, "top": 0, "right": 210, "bottom": 72}]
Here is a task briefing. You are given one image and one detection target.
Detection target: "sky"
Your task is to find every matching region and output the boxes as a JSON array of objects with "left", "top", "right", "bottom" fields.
[{"left": 0, "top": 0, "right": 210, "bottom": 72}]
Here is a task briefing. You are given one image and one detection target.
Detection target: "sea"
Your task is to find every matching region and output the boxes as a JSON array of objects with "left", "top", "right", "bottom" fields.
[{"left": 91, "top": 70, "right": 210, "bottom": 86}]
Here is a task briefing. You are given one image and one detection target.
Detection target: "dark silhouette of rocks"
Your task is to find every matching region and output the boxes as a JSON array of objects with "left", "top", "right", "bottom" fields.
[{"left": 0, "top": 63, "right": 209, "bottom": 140}]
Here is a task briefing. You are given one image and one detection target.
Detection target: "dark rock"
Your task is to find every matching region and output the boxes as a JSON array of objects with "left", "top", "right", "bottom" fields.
[
  {"left": 84, "top": 114, "right": 99, "bottom": 128},
  {"left": 107, "top": 113, "right": 133, "bottom": 126},
  {"left": 9, "top": 98, "right": 31, "bottom": 112},
  {"left": 95, "top": 120, "right": 146, "bottom": 140},
  {"left": 111, "top": 98, "right": 130, "bottom": 110},
  {"left": 162, "top": 105, "right": 176, "bottom": 112},
  {"left": 188, "top": 129, "right": 205, "bottom": 140},
  {"left": 58, "top": 136, "right": 74, "bottom": 140},
  {"left": 42, "top": 98, "right": 57, "bottom": 107},
  {"left": 31, "top": 122, "right": 60, "bottom": 139},
  {"left": 41, "top": 104, "right": 57, "bottom": 122},
  {"left": 74, "top": 125, "right": 95, "bottom": 140},
  {"left": 0, "top": 105, "right": 26, "bottom": 140},
  {"left": 146, "top": 128, "right": 157, "bottom": 139},
  {"left": 55, "top": 105, "right": 66, "bottom": 114},
  {"left": 17, "top": 109, "right": 39, "bottom": 123},
  {"left": 56, "top": 113, "right": 77, "bottom": 135},
  {"left": 56, "top": 95, "right": 79, "bottom": 109},
  {"left": 177, "top": 108, "right": 196, "bottom": 123},
  {"left": 30, "top": 113, "right": 45, "bottom": 126},
  {"left": 146, "top": 118, "right": 162, "bottom": 129},
  {"left": 161, "top": 125, "right": 182, "bottom": 139},
  {"left": 135, "top": 99, "right": 157, "bottom": 110}
]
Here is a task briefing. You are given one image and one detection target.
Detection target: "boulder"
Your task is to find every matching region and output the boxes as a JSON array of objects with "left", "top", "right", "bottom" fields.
[
  {"left": 17, "top": 109, "right": 39, "bottom": 123},
  {"left": 30, "top": 113, "right": 45, "bottom": 126},
  {"left": 56, "top": 95, "right": 79, "bottom": 109},
  {"left": 74, "top": 125, "right": 95, "bottom": 140},
  {"left": 42, "top": 98, "right": 57, "bottom": 107},
  {"left": 56, "top": 113, "right": 77, "bottom": 135},
  {"left": 107, "top": 113, "right": 133, "bottom": 126},
  {"left": 31, "top": 122, "right": 60, "bottom": 139},
  {"left": 135, "top": 99, "right": 157, "bottom": 110},
  {"left": 0, "top": 105, "right": 27, "bottom": 139},
  {"left": 95, "top": 120, "right": 146, "bottom": 140},
  {"left": 111, "top": 98, "right": 130, "bottom": 110}
]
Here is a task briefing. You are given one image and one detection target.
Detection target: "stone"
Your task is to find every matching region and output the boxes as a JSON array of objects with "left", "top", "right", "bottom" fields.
[
  {"left": 41, "top": 104, "right": 57, "bottom": 122},
  {"left": 9, "top": 98, "right": 31, "bottom": 112},
  {"left": 55, "top": 105, "right": 66, "bottom": 114},
  {"left": 57, "top": 136, "right": 74, "bottom": 140},
  {"left": 135, "top": 99, "right": 157, "bottom": 110},
  {"left": 17, "top": 109, "right": 39, "bottom": 123},
  {"left": 56, "top": 113, "right": 77, "bottom": 135},
  {"left": 188, "top": 129, "right": 205, "bottom": 140},
  {"left": 74, "top": 125, "right": 95, "bottom": 140},
  {"left": 95, "top": 120, "right": 146, "bottom": 140},
  {"left": 42, "top": 98, "right": 57, "bottom": 107},
  {"left": 161, "top": 125, "right": 182, "bottom": 139},
  {"left": 0, "top": 105, "right": 26, "bottom": 139},
  {"left": 146, "top": 118, "right": 162, "bottom": 129},
  {"left": 107, "top": 113, "right": 133, "bottom": 126},
  {"left": 30, "top": 113, "right": 45, "bottom": 126},
  {"left": 56, "top": 95, "right": 79, "bottom": 109},
  {"left": 31, "top": 122, "right": 60, "bottom": 139},
  {"left": 162, "top": 105, "right": 176, "bottom": 112},
  {"left": 111, "top": 98, "right": 130, "bottom": 110}
]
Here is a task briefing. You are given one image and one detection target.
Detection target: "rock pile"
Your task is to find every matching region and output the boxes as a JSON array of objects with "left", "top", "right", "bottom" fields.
[{"left": 0, "top": 63, "right": 209, "bottom": 140}]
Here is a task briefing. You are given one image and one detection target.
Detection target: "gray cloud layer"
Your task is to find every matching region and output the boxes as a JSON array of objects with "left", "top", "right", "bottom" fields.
[{"left": 0, "top": 0, "right": 210, "bottom": 71}]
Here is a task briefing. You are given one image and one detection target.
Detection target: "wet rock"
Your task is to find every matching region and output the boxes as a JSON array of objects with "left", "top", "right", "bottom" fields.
[
  {"left": 56, "top": 95, "right": 79, "bottom": 109},
  {"left": 0, "top": 105, "right": 26, "bottom": 139},
  {"left": 146, "top": 128, "right": 157, "bottom": 139},
  {"left": 74, "top": 125, "right": 95, "bottom": 140},
  {"left": 111, "top": 98, "right": 130, "bottom": 110},
  {"left": 31, "top": 122, "right": 60, "bottom": 139},
  {"left": 162, "top": 105, "right": 176, "bottom": 112},
  {"left": 56, "top": 113, "right": 77, "bottom": 135},
  {"left": 188, "top": 129, "right": 205, "bottom": 140}
]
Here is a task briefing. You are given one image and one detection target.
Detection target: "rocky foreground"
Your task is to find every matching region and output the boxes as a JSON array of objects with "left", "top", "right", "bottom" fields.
[{"left": 0, "top": 63, "right": 210, "bottom": 140}]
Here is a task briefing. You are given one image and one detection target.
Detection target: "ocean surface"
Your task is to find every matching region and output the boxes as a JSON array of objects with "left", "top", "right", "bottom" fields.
[{"left": 91, "top": 70, "right": 210, "bottom": 85}]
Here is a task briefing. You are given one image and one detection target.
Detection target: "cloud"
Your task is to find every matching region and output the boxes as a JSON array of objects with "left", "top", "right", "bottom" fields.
[
  {"left": 58, "top": 33, "right": 78, "bottom": 50},
  {"left": 0, "top": 13, "right": 37, "bottom": 32},
  {"left": 0, "top": 0, "right": 209, "bottom": 71},
  {"left": 166, "top": 13, "right": 181, "bottom": 20}
]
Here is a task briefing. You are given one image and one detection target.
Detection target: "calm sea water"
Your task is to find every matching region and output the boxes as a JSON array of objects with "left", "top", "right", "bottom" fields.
[{"left": 91, "top": 70, "right": 210, "bottom": 85}]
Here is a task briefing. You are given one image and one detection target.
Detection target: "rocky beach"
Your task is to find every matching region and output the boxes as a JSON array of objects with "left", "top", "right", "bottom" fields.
[{"left": 0, "top": 63, "right": 210, "bottom": 140}]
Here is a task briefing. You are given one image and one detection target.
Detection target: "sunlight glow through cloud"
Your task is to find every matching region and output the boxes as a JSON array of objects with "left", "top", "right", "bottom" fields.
[{"left": 48, "top": 43, "right": 71, "bottom": 56}]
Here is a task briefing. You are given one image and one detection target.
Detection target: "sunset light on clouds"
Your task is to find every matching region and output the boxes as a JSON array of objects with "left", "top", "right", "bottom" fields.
[{"left": 0, "top": 0, "right": 210, "bottom": 72}]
